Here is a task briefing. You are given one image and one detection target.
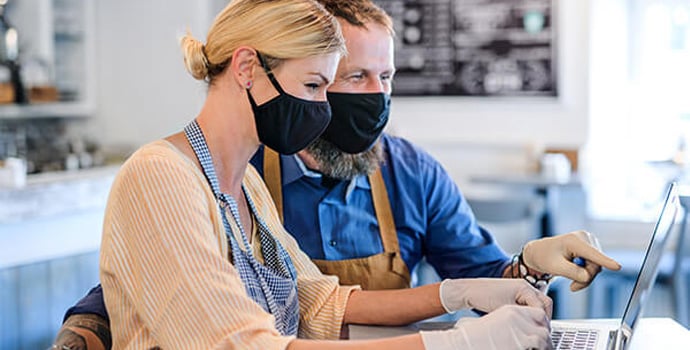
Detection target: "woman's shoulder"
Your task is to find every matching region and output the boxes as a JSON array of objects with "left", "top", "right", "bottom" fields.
[
  {"left": 114, "top": 140, "right": 206, "bottom": 190},
  {"left": 121, "top": 140, "right": 196, "bottom": 172},
  {"left": 128, "top": 140, "right": 188, "bottom": 162}
]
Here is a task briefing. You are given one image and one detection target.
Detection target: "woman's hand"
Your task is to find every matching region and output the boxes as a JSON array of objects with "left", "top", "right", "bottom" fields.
[
  {"left": 420, "top": 305, "right": 552, "bottom": 350},
  {"left": 439, "top": 278, "right": 553, "bottom": 318}
]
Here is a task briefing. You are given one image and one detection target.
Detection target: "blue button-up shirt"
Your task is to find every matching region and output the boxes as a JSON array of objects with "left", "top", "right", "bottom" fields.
[{"left": 252, "top": 134, "right": 511, "bottom": 279}]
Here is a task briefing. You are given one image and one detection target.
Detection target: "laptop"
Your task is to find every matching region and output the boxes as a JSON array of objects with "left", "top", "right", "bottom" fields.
[
  {"left": 348, "top": 183, "right": 680, "bottom": 350},
  {"left": 550, "top": 182, "right": 680, "bottom": 350}
]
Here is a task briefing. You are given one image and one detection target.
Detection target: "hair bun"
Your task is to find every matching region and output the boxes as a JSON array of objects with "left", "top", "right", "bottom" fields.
[{"left": 180, "top": 32, "right": 209, "bottom": 80}]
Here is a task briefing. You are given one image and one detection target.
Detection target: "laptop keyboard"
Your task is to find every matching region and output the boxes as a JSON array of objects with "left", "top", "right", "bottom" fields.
[{"left": 551, "top": 328, "right": 599, "bottom": 350}]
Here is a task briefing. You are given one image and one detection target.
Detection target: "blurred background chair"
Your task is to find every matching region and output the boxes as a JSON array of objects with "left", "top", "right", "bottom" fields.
[
  {"left": 586, "top": 192, "right": 690, "bottom": 327},
  {"left": 465, "top": 194, "right": 544, "bottom": 255}
]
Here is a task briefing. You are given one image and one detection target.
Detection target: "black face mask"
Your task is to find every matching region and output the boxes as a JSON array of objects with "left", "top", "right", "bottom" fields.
[
  {"left": 247, "top": 53, "right": 331, "bottom": 155},
  {"left": 321, "top": 92, "right": 391, "bottom": 154}
]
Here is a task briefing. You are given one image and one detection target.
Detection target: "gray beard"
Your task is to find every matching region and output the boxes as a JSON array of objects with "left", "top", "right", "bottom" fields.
[{"left": 304, "top": 138, "right": 384, "bottom": 181}]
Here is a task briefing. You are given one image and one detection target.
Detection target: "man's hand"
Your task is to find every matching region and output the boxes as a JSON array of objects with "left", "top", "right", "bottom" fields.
[
  {"left": 53, "top": 314, "right": 111, "bottom": 350},
  {"left": 439, "top": 278, "right": 553, "bottom": 318},
  {"left": 420, "top": 305, "right": 552, "bottom": 350},
  {"left": 522, "top": 230, "right": 622, "bottom": 291}
]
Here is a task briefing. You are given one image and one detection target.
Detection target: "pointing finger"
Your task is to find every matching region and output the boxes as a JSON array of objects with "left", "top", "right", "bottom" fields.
[{"left": 567, "top": 237, "right": 621, "bottom": 271}]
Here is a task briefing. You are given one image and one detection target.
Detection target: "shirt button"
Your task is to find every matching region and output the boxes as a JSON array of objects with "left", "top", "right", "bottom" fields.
[{"left": 329, "top": 240, "right": 337, "bottom": 247}]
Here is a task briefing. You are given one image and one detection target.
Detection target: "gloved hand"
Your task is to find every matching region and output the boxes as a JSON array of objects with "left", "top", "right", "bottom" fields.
[
  {"left": 522, "top": 230, "right": 622, "bottom": 291},
  {"left": 420, "top": 305, "right": 552, "bottom": 350},
  {"left": 439, "top": 278, "right": 553, "bottom": 317}
]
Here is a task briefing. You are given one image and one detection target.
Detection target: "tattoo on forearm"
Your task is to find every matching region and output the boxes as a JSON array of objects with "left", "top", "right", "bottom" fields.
[
  {"left": 54, "top": 328, "right": 87, "bottom": 350},
  {"left": 54, "top": 314, "right": 112, "bottom": 350}
]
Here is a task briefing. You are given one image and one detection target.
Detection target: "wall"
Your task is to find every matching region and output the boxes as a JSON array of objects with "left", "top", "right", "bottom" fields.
[{"left": 88, "top": 0, "right": 212, "bottom": 149}]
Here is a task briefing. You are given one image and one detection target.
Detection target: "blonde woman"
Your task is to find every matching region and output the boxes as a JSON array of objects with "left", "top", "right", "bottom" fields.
[{"left": 96, "top": 0, "right": 551, "bottom": 349}]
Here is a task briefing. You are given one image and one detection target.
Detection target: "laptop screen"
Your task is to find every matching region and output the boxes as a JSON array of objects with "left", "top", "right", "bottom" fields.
[{"left": 620, "top": 182, "right": 679, "bottom": 335}]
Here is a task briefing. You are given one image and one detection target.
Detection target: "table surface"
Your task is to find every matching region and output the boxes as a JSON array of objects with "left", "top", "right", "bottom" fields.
[{"left": 348, "top": 317, "right": 689, "bottom": 349}]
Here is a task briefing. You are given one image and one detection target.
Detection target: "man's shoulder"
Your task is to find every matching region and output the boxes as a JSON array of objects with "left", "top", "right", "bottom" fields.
[{"left": 381, "top": 133, "right": 437, "bottom": 166}]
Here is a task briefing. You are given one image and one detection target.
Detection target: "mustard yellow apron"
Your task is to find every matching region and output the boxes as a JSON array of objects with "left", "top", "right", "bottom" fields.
[{"left": 263, "top": 148, "right": 410, "bottom": 290}]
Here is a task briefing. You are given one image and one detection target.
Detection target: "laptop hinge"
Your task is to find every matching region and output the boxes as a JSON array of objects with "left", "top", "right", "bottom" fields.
[{"left": 609, "top": 327, "right": 631, "bottom": 350}]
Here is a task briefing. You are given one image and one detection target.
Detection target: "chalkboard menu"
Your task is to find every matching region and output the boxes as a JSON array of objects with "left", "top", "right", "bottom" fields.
[{"left": 374, "top": 0, "right": 557, "bottom": 96}]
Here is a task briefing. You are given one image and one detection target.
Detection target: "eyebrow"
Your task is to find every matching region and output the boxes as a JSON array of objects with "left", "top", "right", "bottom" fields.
[
  {"left": 344, "top": 67, "right": 397, "bottom": 76},
  {"left": 307, "top": 72, "right": 330, "bottom": 85}
]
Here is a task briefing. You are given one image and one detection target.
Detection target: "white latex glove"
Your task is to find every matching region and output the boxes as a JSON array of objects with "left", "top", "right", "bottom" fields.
[
  {"left": 420, "top": 305, "right": 552, "bottom": 350},
  {"left": 522, "top": 230, "right": 622, "bottom": 291},
  {"left": 439, "top": 278, "right": 553, "bottom": 318}
]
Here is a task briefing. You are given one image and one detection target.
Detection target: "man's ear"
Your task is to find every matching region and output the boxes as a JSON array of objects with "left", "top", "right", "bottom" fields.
[{"left": 229, "top": 46, "right": 257, "bottom": 89}]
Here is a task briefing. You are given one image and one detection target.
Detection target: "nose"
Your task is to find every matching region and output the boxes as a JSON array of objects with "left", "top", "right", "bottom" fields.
[
  {"left": 316, "top": 90, "right": 329, "bottom": 102},
  {"left": 366, "top": 78, "right": 388, "bottom": 94}
]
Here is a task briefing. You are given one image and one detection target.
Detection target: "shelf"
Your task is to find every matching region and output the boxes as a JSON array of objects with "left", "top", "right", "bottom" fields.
[
  {"left": 0, "top": 101, "right": 94, "bottom": 119},
  {"left": 5, "top": 0, "right": 96, "bottom": 120}
]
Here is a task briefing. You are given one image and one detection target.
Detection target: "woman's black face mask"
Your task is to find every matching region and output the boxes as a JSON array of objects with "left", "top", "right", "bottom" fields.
[
  {"left": 320, "top": 92, "right": 391, "bottom": 154},
  {"left": 247, "top": 53, "right": 332, "bottom": 155}
]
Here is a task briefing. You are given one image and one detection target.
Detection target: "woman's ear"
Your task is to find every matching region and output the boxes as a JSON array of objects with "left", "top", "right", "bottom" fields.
[{"left": 229, "top": 46, "right": 257, "bottom": 90}]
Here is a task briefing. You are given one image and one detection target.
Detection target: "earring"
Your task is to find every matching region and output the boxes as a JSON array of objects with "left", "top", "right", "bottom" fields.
[{"left": 246, "top": 81, "right": 253, "bottom": 89}]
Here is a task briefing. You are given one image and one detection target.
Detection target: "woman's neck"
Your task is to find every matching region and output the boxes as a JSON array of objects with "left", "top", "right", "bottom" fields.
[{"left": 195, "top": 84, "right": 259, "bottom": 197}]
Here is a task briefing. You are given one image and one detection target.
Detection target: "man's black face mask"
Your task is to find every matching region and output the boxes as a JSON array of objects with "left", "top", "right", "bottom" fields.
[{"left": 320, "top": 92, "right": 391, "bottom": 154}]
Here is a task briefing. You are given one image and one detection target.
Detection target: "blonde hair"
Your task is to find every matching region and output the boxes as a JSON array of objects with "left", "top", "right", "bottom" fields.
[{"left": 181, "top": 0, "right": 345, "bottom": 83}]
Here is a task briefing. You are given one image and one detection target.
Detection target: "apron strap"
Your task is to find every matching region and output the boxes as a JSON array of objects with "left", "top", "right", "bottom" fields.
[
  {"left": 263, "top": 147, "right": 284, "bottom": 223},
  {"left": 184, "top": 120, "right": 222, "bottom": 198},
  {"left": 185, "top": 120, "right": 254, "bottom": 252},
  {"left": 368, "top": 168, "right": 400, "bottom": 254}
]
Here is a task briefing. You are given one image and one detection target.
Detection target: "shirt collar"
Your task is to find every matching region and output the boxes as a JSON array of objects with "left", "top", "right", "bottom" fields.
[
  {"left": 281, "top": 153, "right": 318, "bottom": 185},
  {"left": 280, "top": 153, "right": 371, "bottom": 193}
]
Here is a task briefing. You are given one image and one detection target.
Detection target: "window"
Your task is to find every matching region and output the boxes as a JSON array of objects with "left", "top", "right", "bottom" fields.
[{"left": 587, "top": 0, "right": 690, "bottom": 220}]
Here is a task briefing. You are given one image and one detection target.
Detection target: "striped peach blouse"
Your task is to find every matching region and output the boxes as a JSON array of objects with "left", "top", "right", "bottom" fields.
[{"left": 100, "top": 140, "right": 359, "bottom": 349}]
